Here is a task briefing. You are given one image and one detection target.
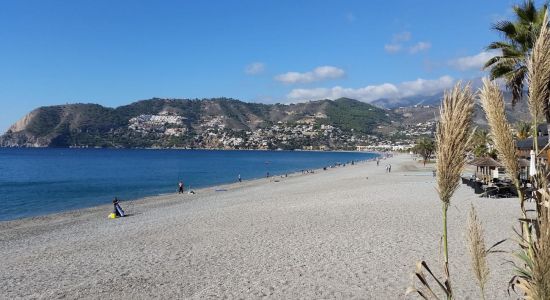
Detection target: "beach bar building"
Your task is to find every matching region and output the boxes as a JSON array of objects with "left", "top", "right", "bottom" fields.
[
  {"left": 516, "top": 136, "right": 550, "bottom": 160},
  {"left": 470, "top": 157, "right": 503, "bottom": 181},
  {"left": 516, "top": 124, "right": 550, "bottom": 161},
  {"left": 469, "top": 156, "right": 531, "bottom": 183}
]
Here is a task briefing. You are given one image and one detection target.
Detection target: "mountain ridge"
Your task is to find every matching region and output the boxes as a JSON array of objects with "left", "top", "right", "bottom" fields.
[
  {"left": 1, "top": 93, "right": 532, "bottom": 150},
  {"left": 1, "top": 97, "right": 401, "bottom": 149}
]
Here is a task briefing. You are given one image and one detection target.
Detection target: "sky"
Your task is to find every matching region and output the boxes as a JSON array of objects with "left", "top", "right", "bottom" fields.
[{"left": 0, "top": 0, "right": 529, "bottom": 132}]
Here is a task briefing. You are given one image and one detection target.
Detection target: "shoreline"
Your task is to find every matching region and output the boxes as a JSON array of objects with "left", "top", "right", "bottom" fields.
[
  {"left": 1, "top": 145, "right": 387, "bottom": 153},
  {"left": 0, "top": 155, "right": 380, "bottom": 225},
  {"left": 0, "top": 148, "right": 380, "bottom": 222}
]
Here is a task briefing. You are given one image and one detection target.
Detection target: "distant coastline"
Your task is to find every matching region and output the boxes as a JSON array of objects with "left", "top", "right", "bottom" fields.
[
  {"left": 1, "top": 145, "right": 377, "bottom": 151},
  {"left": 0, "top": 148, "right": 379, "bottom": 221},
  {"left": 0, "top": 145, "right": 388, "bottom": 154}
]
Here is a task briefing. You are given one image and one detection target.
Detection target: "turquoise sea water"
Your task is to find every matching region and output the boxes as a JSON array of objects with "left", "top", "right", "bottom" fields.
[{"left": 0, "top": 148, "right": 377, "bottom": 221}]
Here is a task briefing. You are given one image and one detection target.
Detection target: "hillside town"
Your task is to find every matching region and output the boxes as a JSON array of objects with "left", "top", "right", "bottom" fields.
[
  {"left": 128, "top": 113, "right": 188, "bottom": 137},
  {"left": 126, "top": 113, "right": 434, "bottom": 151}
]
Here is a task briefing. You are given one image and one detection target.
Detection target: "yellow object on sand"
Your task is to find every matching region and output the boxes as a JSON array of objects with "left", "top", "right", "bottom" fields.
[{"left": 108, "top": 213, "right": 116, "bottom": 219}]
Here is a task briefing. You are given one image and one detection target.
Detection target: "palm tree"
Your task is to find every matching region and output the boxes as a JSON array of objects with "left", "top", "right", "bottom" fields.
[
  {"left": 470, "top": 129, "right": 493, "bottom": 158},
  {"left": 484, "top": 0, "right": 548, "bottom": 106},
  {"left": 515, "top": 121, "right": 532, "bottom": 139}
]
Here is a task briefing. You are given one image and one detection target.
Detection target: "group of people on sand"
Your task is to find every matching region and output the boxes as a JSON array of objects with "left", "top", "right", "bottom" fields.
[
  {"left": 109, "top": 175, "right": 244, "bottom": 219},
  {"left": 111, "top": 156, "right": 393, "bottom": 219},
  {"left": 374, "top": 157, "right": 391, "bottom": 173},
  {"left": 177, "top": 173, "right": 243, "bottom": 195}
]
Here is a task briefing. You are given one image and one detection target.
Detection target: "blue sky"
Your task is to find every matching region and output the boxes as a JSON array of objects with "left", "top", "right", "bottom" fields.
[{"left": 0, "top": 0, "right": 527, "bottom": 132}]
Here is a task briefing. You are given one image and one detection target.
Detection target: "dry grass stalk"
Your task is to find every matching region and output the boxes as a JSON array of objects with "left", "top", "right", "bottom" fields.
[
  {"left": 436, "top": 82, "right": 475, "bottom": 299},
  {"left": 406, "top": 82, "right": 474, "bottom": 300},
  {"left": 508, "top": 15, "right": 550, "bottom": 296},
  {"left": 531, "top": 205, "right": 550, "bottom": 299},
  {"left": 511, "top": 193, "right": 550, "bottom": 300},
  {"left": 507, "top": 12, "right": 550, "bottom": 299},
  {"left": 406, "top": 261, "right": 452, "bottom": 299},
  {"left": 466, "top": 205, "right": 489, "bottom": 300},
  {"left": 479, "top": 77, "right": 534, "bottom": 260},
  {"left": 437, "top": 83, "right": 475, "bottom": 297},
  {"left": 436, "top": 82, "right": 475, "bottom": 205},
  {"left": 479, "top": 78, "right": 519, "bottom": 187},
  {"left": 527, "top": 11, "right": 550, "bottom": 125},
  {"left": 407, "top": 83, "right": 474, "bottom": 299},
  {"left": 511, "top": 166, "right": 550, "bottom": 299}
]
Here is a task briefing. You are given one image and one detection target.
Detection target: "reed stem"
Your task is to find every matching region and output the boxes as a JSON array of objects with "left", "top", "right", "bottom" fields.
[
  {"left": 442, "top": 202, "right": 452, "bottom": 300},
  {"left": 534, "top": 120, "right": 539, "bottom": 154},
  {"left": 517, "top": 187, "right": 534, "bottom": 259}
]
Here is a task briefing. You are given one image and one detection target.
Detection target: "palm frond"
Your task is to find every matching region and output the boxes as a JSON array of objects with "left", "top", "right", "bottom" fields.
[
  {"left": 507, "top": 67, "right": 527, "bottom": 106},
  {"left": 492, "top": 20, "right": 518, "bottom": 38}
]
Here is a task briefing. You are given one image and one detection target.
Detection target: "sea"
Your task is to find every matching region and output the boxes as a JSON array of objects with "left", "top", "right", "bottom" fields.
[{"left": 0, "top": 148, "right": 378, "bottom": 221}]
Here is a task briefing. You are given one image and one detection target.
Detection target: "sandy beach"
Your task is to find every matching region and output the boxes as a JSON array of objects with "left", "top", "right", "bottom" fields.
[{"left": 0, "top": 155, "right": 521, "bottom": 299}]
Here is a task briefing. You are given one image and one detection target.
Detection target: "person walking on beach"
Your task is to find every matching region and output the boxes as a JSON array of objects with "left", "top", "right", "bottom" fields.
[
  {"left": 385, "top": 164, "right": 388, "bottom": 173},
  {"left": 377, "top": 159, "right": 380, "bottom": 166},
  {"left": 178, "top": 181, "right": 184, "bottom": 194},
  {"left": 388, "top": 164, "right": 392, "bottom": 173},
  {"left": 238, "top": 174, "right": 242, "bottom": 183}
]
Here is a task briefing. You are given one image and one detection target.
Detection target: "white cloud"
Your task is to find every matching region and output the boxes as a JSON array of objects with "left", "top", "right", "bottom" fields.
[
  {"left": 385, "top": 32, "right": 430, "bottom": 54},
  {"left": 384, "top": 44, "right": 402, "bottom": 53},
  {"left": 409, "top": 42, "right": 431, "bottom": 54},
  {"left": 275, "top": 66, "right": 345, "bottom": 84},
  {"left": 392, "top": 31, "right": 411, "bottom": 42},
  {"left": 384, "top": 31, "right": 412, "bottom": 53},
  {"left": 286, "top": 75, "right": 454, "bottom": 102},
  {"left": 399, "top": 76, "right": 453, "bottom": 97},
  {"left": 449, "top": 50, "right": 500, "bottom": 71},
  {"left": 245, "top": 62, "right": 265, "bottom": 75}
]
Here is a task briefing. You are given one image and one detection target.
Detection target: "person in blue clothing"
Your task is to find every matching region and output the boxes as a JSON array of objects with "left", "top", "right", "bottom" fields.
[{"left": 113, "top": 197, "right": 125, "bottom": 217}]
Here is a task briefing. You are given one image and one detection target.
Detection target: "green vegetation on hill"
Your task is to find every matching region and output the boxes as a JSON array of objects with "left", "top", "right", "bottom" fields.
[
  {"left": 324, "top": 98, "right": 396, "bottom": 133},
  {"left": 1, "top": 97, "right": 398, "bottom": 148}
]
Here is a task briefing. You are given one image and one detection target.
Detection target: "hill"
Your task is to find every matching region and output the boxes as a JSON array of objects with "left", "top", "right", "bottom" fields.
[
  {"left": 2, "top": 93, "right": 533, "bottom": 150},
  {"left": 0, "top": 98, "right": 400, "bottom": 149}
]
